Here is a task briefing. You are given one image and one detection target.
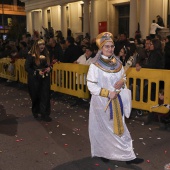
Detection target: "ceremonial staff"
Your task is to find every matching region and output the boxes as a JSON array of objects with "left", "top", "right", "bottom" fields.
[{"left": 104, "top": 55, "right": 134, "bottom": 112}]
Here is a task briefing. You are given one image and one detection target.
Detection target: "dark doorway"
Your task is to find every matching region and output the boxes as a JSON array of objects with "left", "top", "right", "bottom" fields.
[{"left": 118, "top": 4, "right": 130, "bottom": 37}]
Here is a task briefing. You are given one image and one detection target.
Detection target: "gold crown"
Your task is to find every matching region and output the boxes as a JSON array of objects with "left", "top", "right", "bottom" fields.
[{"left": 96, "top": 32, "right": 113, "bottom": 49}]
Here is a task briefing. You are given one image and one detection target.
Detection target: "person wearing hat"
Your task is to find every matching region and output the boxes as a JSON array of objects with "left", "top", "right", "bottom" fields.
[
  {"left": 86, "top": 32, "right": 144, "bottom": 165},
  {"left": 25, "top": 39, "right": 52, "bottom": 122}
]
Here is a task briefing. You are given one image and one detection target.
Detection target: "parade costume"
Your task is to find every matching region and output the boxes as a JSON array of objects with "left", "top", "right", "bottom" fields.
[
  {"left": 25, "top": 39, "right": 52, "bottom": 121},
  {"left": 87, "top": 32, "right": 143, "bottom": 164}
]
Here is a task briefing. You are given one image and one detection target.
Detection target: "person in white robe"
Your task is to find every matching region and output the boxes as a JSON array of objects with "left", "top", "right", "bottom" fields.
[{"left": 86, "top": 32, "right": 144, "bottom": 165}]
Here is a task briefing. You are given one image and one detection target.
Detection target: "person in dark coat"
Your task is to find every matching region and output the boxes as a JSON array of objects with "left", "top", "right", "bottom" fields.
[
  {"left": 114, "top": 33, "right": 130, "bottom": 56},
  {"left": 61, "top": 36, "right": 83, "bottom": 63},
  {"left": 25, "top": 39, "right": 52, "bottom": 122},
  {"left": 136, "top": 39, "right": 164, "bottom": 102},
  {"left": 164, "top": 35, "right": 170, "bottom": 69},
  {"left": 157, "top": 15, "right": 164, "bottom": 27},
  {"left": 47, "top": 37, "right": 64, "bottom": 62},
  {"left": 143, "top": 39, "right": 164, "bottom": 69}
]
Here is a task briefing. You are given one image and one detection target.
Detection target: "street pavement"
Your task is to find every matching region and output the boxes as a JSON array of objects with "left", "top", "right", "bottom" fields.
[{"left": 0, "top": 78, "right": 170, "bottom": 170}]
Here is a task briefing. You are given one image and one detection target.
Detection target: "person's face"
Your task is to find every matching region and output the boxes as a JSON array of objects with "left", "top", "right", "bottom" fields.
[
  {"left": 49, "top": 38, "right": 55, "bottom": 47},
  {"left": 102, "top": 42, "right": 114, "bottom": 57},
  {"left": 119, "top": 48, "right": 125, "bottom": 57},
  {"left": 165, "top": 38, "right": 169, "bottom": 43},
  {"left": 82, "top": 47, "right": 86, "bottom": 53},
  {"left": 134, "top": 39, "right": 138, "bottom": 45},
  {"left": 85, "top": 49, "right": 92, "bottom": 58},
  {"left": 159, "top": 93, "right": 164, "bottom": 101},
  {"left": 120, "top": 34, "right": 126, "bottom": 41},
  {"left": 39, "top": 43, "right": 45, "bottom": 52},
  {"left": 149, "top": 41, "right": 154, "bottom": 51},
  {"left": 145, "top": 40, "right": 151, "bottom": 50},
  {"left": 65, "top": 40, "right": 70, "bottom": 47}
]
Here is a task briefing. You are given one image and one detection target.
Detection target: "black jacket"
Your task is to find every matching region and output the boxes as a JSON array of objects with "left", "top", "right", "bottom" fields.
[{"left": 61, "top": 44, "right": 83, "bottom": 63}]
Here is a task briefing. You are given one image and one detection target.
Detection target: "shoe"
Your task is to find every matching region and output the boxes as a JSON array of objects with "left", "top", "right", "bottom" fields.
[
  {"left": 41, "top": 115, "right": 52, "bottom": 122},
  {"left": 126, "top": 158, "right": 144, "bottom": 165},
  {"left": 100, "top": 157, "right": 110, "bottom": 163}
]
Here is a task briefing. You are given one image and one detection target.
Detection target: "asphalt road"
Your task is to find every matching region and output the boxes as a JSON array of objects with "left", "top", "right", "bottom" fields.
[{"left": 0, "top": 78, "right": 170, "bottom": 170}]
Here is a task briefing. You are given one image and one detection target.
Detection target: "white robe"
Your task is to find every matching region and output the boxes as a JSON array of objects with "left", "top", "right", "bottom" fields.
[{"left": 87, "top": 63, "right": 136, "bottom": 161}]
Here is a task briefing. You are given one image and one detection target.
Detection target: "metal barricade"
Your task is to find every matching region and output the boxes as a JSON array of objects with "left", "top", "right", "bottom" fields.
[
  {"left": 0, "top": 58, "right": 169, "bottom": 114},
  {"left": 17, "top": 59, "right": 27, "bottom": 84},
  {"left": 51, "top": 63, "right": 90, "bottom": 99},
  {"left": 0, "top": 57, "right": 18, "bottom": 81},
  {"left": 126, "top": 68, "right": 170, "bottom": 114}
]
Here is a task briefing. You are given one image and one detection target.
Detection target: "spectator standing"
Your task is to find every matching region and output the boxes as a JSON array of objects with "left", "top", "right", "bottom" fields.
[
  {"left": 114, "top": 33, "right": 130, "bottom": 56},
  {"left": 164, "top": 35, "right": 170, "bottom": 69},
  {"left": 150, "top": 20, "right": 164, "bottom": 39},
  {"left": 157, "top": 15, "right": 165, "bottom": 27},
  {"left": 74, "top": 46, "right": 94, "bottom": 65},
  {"left": 18, "top": 41, "right": 28, "bottom": 59},
  {"left": 61, "top": 36, "right": 83, "bottom": 63},
  {"left": 118, "top": 46, "right": 130, "bottom": 66},
  {"left": 47, "top": 38, "right": 63, "bottom": 63}
]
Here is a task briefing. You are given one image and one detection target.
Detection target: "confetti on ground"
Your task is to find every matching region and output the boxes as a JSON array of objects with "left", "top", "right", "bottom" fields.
[
  {"left": 142, "top": 142, "right": 146, "bottom": 145},
  {"left": 147, "top": 160, "right": 150, "bottom": 163},
  {"left": 62, "top": 134, "right": 66, "bottom": 136},
  {"left": 164, "top": 163, "right": 170, "bottom": 170},
  {"left": 165, "top": 150, "right": 167, "bottom": 154},
  {"left": 44, "top": 152, "right": 48, "bottom": 155},
  {"left": 95, "top": 163, "right": 99, "bottom": 166},
  {"left": 64, "top": 144, "right": 68, "bottom": 147},
  {"left": 157, "top": 137, "right": 161, "bottom": 140},
  {"left": 16, "top": 139, "right": 23, "bottom": 142},
  {"left": 139, "top": 138, "right": 143, "bottom": 140}
]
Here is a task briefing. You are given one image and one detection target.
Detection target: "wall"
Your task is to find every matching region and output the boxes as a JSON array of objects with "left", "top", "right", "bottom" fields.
[
  {"left": 51, "top": 6, "right": 61, "bottom": 31},
  {"left": 69, "top": 2, "right": 82, "bottom": 37}
]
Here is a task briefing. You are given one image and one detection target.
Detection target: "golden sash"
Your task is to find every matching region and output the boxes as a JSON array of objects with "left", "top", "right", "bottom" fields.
[{"left": 112, "top": 98, "right": 124, "bottom": 136}]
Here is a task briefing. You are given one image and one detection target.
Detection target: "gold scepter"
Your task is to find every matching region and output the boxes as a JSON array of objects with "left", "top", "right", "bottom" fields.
[{"left": 104, "top": 55, "right": 134, "bottom": 112}]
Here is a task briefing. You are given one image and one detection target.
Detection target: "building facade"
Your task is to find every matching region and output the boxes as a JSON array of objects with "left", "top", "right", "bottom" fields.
[
  {"left": 21, "top": 0, "right": 170, "bottom": 39},
  {"left": 0, "top": 0, "right": 26, "bottom": 36}
]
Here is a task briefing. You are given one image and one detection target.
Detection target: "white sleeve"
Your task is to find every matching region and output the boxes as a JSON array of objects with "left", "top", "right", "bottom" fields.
[{"left": 86, "top": 64, "right": 101, "bottom": 95}]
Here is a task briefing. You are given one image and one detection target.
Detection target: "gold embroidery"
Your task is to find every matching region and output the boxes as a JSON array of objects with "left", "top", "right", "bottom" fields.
[
  {"left": 112, "top": 98, "right": 124, "bottom": 136},
  {"left": 95, "top": 63, "right": 122, "bottom": 73},
  {"left": 100, "top": 88, "right": 109, "bottom": 97}
]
